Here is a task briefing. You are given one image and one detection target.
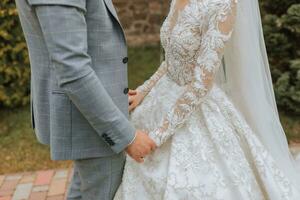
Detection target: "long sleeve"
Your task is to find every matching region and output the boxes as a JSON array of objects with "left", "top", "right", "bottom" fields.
[
  {"left": 33, "top": 5, "right": 135, "bottom": 153},
  {"left": 136, "top": 61, "right": 168, "bottom": 96},
  {"left": 149, "top": 1, "right": 238, "bottom": 146}
]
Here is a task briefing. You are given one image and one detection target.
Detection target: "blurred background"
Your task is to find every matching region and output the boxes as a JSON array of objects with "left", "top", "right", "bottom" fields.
[{"left": 0, "top": 0, "right": 299, "bottom": 175}]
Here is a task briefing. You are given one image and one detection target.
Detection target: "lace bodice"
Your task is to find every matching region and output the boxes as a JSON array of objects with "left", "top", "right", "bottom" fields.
[{"left": 137, "top": 0, "right": 238, "bottom": 146}]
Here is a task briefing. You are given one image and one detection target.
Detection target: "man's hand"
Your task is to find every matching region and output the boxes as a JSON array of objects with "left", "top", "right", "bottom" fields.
[{"left": 125, "top": 130, "right": 157, "bottom": 163}]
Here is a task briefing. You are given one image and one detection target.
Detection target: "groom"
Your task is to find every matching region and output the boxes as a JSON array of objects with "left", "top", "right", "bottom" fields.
[{"left": 15, "top": 0, "right": 156, "bottom": 199}]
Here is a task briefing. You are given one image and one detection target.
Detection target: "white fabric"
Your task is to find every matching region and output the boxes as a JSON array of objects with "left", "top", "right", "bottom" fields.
[
  {"left": 114, "top": 0, "right": 300, "bottom": 199},
  {"left": 115, "top": 75, "right": 300, "bottom": 199},
  {"left": 221, "top": 0, "right": 300, "bottom": 191},
  {"left": 137, "top": 0, "right": 237, "bottom": 147}
]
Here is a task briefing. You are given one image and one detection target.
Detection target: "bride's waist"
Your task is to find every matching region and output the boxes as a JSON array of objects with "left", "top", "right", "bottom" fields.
[
  {"left": 160, "top": 71, "right": 217, "bottom": 90},
  {"left": 164, "top": 58, "right": 198, "bottom": 84},
  {"left": 165, "top": 65, "right": 194, "bottom": 86},
  {"left": 154, "top": 75, "right": 222, "bottom": 108},
  {"left": 160, "top": 71, "right": 220, "bottom": 96},
  {"left": 162, "top": 61, "right": 221, "bottom": 91}
]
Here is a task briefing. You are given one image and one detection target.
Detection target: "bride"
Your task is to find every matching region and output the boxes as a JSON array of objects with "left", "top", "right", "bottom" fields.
[{"left": 115, "top": 0, "right": 300, "bottom": 199}]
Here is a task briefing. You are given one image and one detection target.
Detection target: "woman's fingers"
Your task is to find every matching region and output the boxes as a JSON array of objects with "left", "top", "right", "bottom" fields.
[
  {"left": 128, "top": 89, "right": 137, "bottom": 96},
  {"left": 129, "top": 102, "right": 136, "bottom": 112},
  {"left": 128, "top": 92, "right": 143, "bottom": 112},
  {"left": 128, "top": 96, "right": 134, "bottom": 105}
]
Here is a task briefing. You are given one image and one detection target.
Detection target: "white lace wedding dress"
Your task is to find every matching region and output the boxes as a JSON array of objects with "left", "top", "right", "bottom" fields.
[{"left": 114, "top": 0, "right": 300, "bottom": 199}]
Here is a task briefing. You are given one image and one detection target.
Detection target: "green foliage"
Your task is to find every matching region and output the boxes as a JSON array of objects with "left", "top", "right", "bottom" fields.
[
  {"left": 261, "top": 2, "right": 300, "bottom": 113},
  {"left": 0, "top": 1, "right": 299, "bottom": 114},
  {"left": 0, "top": 0, "right": 30, "bottom": 108}
]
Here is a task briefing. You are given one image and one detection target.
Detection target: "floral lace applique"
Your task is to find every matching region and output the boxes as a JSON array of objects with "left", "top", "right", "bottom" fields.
[{"left": 146, "top": 0, "right": 238, "bottom": 146}]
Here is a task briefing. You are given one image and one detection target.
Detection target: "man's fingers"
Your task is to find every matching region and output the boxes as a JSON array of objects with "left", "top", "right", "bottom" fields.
[
  {"left": 144, "top": 146, "right": 151, "bottom": 156},
  {"left": 139, "top": 148, "right": 148, "bottom": 157},
  {"left": 150, "top": 140, "right": 157, "bottom": 151},
  {"left": 127, "top": 153, "right": 143, "bottom": 163},
  {"left": 135, "top": 156, "right": 144, "bottom": 163},
  {"left": 150, "top": 144, "right": 156, "bottom": 152}
]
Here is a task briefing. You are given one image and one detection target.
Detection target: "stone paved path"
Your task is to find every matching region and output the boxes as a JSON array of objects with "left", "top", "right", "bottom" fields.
[
  {"left": 0, "top": 169, "right": 72, "bottom": 200},
  {"left": 1, "top": 145, "right": 300, "bottom": 200}
]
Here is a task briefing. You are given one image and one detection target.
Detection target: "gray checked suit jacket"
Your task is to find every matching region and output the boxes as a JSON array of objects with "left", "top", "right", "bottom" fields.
[{"left": 15, "top": 0, "right": 136, "bottom": 160}]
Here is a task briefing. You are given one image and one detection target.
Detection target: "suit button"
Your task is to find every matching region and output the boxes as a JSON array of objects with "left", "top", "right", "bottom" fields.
[
  {"left": 123, "top": 88, "right": 129, "bottom": 94},
  {"left": 102, "top": 133, "right": 108, "bottom": 138},
  {"left": 122, "top": 57, "right": 128, "bottom": 64},
  {"left": 108, "top": 139, "right": 115, "bottom": 146},
  {"left": 105, "top": 137, "right": 114, "bottom": 145}
]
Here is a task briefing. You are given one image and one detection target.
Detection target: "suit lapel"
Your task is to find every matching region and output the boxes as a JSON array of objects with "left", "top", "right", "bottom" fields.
[
  {"left": 103, "top": 0, "right": 127, "bottom": 43},
  {"left": 103, "top": 0, "right": 120, "bottom": 24}
]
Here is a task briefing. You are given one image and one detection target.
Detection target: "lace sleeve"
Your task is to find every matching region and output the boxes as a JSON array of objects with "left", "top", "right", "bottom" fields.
[
  {"left": 136, "top": 61, "right": 168, "bottom": 96},
  {"left": 149, "top": 1, "right": 238, "bottom": 146}
]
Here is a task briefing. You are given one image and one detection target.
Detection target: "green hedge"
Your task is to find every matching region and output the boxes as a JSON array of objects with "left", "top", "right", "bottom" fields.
[
  {"left": 261, "top": 1, "right": 300, "bottom": 113},
  {"left": 0, "top": 0, "right": 30, "bottom": 108},
  {"left": 0, "top": 0, "right": 299, "bottom": 113}
]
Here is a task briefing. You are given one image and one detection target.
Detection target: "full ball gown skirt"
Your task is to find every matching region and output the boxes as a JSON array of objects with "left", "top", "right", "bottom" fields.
[
  {"left": 114, "top": 0, "right": 300, "bottom": 198},
  {"left": 114, "top": 75, "right": 298, "bottom": 200}
]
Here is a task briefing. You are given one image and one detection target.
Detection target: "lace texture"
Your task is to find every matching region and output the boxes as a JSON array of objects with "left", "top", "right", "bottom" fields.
[
  {"left": 114, "top": 0, "right": 300, "bottom": 199},
  {"left": 138, "top": 0, "right": 237, "bottom": 146},
  {"left": 136, "top": 61, "right": 168, "bottom": 96}
]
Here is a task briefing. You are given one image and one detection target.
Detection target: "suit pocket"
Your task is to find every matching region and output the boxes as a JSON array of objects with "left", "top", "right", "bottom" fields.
[
  {"left": 27, "top": 0, "right": 87, "bottom": 13},
  {"left": 50, "top": 92, "right": 72, "bottom": 140},
  {"left": 30, "top": 98, "right": 35, "bottom": 129}
]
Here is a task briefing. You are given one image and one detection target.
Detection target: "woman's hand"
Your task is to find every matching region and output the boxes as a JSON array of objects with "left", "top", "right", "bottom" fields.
[{"left": 128, "top": 89, "right": 146, "bottom": 112}]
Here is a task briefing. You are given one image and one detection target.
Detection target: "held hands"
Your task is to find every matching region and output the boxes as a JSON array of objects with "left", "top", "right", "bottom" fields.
[
  {"left": 128, "top": 89, "right": 146, "bottom": 112},
  {"left": 125, "top": 130, "right": 157, "bottom": 163},
  {"left": 126, "top": 89, "right": 156, "bottom": 163}
]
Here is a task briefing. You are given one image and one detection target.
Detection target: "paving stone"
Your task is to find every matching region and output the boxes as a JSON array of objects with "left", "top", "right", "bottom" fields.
[
  {"left": 46, "top": 195, "right": 64, "bottom": 200},
  {"left": 0, "top": 169, "right": 73, "bottom": 200},
  {"left": 5, "top": 175, "right": 22, "bottom": 181},
  {"left": 0, "top": 189, "right": 14, "bottom": 197},
  {"left": 67, "top": 169, "right": 74, "bottom": 183},
  {"left": 34, "top": 171, "right": 54, "bottom": 186},
  {"left": 1, "top": 144, "right": 300, "bottom": 199},
  {"left": 48, "top": 179, "right": 67, "bottom": 196},
  {"left": 53, "top": 170, "right": 68, "bottom": 180},
  {"left": 0, "top": 179, "right": 19, "bottom": 190},
  {"left": 0, "top": 196, "right": 12, "bottom": 200},
  {"left": 0, "top": 180, "right": 19, "bottom": 196},
  {"left": 0, "top": 176, "right": 5, "bottom": 187},
  {"left": 12, "top": 183, "right": 32, "bottom": 200},
  {"left": 29, "top": 192, "right": 47, "bottom": 200},
  {"left": 32, "top": 185, "right": 49, "bottom": 192},
  {"left": 20, "top": 174, "right": 35, "bottom": 184}
]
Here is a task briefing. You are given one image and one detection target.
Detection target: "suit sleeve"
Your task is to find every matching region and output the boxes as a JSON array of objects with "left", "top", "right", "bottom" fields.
[{"left": 33, "top": 5, "right": 135, "bottom": 153}]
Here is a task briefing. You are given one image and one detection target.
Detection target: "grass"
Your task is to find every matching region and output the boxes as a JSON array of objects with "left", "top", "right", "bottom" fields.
[
  {"left": 0, "top": 45, "right": 299, "bottom": 174},
  {"left": 279, "top": 112, "right": 300, "bottom": 142},
  {"left": 128, "top": 45, "right": 162, "bottom": 89},
  {"left": 0, "top": 106, "right": 72, "bottom": 174}
]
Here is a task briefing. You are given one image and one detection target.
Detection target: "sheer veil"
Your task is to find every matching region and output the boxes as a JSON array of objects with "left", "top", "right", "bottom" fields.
[{"left": 217, "top": 0, "right": 300, "bottom": 191}]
